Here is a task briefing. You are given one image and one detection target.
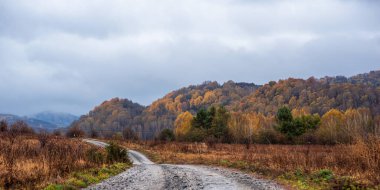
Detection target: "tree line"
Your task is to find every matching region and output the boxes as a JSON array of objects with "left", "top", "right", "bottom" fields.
[{"left": 168, "top": 106, "right": 380, "bottom": 145}]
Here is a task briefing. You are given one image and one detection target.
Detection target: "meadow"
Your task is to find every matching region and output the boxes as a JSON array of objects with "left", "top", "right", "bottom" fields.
[
  {"left": 121, "top": 137, "right": 380, "bottom": 189},
  {"left": 0, "top": 122, "right": 131, "bottom": 190}
]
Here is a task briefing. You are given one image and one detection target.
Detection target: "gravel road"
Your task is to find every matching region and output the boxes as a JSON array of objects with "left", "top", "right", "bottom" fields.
[{"left": 83, "top": 139, "right": 284, "bottom": 190}]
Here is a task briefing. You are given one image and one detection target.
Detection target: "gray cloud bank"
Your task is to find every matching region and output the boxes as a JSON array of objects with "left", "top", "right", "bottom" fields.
[{"left": 0, "top": 0, "right": 379, "bottom": 115}]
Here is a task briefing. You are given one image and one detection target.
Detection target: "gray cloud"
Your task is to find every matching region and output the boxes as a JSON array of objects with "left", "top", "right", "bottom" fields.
[{"left": 0, "top": 0, "right": 379, "bottom": 115}]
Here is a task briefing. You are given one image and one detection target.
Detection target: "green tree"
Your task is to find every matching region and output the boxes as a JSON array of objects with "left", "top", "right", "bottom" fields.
[
  {"left": 276, "top": 107, "right": 320, "bottom": 140},
  {"left": 277, "top": 106, "right": 293, "bottom": 123},
  {"left": 192, "top": 108, "right": 213, "bottom": 129},
  {"left": 211, "top": 106, "right": 230, "bottom": 140},
  {"left": 186, "top": 106, "right": 230, "bottom": 142}
]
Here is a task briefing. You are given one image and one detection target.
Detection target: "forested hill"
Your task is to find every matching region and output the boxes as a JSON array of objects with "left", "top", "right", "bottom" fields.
[
  {"left": 71, "top": 70, "right": 380, "bottom": 139},
  {"left": 71, "top": 81, "right": 259, "bottom": 139},
  {"left": 70, "top": 98, "right": 145, "bottom": 138},
  {"left": 238, "top": 77, "right": 380, "bottom": 116}
]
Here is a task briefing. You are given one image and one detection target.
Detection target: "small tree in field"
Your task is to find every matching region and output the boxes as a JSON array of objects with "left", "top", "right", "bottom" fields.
[
  {"left": 38, "top": 130, "right": 49, "bottom": 148},
  {"left": 0, "top": 120, "right": 8, "bottom": 132},
  {"left": 10, "top": 121, "right": 35, "bottom": 135}
]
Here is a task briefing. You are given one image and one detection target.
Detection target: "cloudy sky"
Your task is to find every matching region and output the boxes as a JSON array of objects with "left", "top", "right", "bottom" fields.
[{"left": 0, "top": 0, "right": 379, "bottom": 116}]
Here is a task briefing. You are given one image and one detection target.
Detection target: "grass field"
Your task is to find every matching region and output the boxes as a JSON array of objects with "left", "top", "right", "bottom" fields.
[
  {"left": 0, "top": 133, "right": 131, "bottom": 189},
  {"left": 121, "top": 138, "right": 380, "bottom": 190}
]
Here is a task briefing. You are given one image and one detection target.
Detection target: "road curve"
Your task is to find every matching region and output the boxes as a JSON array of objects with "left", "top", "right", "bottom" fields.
[
  {"left": 83, "top": 139, "right": 283, "bottom": 190},
  {"left": 83, "top": 139, "right": 108, "bottom": 148}
]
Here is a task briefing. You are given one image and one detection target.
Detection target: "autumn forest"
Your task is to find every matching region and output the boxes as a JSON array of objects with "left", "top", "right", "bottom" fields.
[{"left": 70, "top": 70, "right": 380, "bottom": 144}]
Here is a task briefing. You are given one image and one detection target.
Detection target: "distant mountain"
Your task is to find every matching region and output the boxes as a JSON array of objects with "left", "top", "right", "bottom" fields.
[
  {"left": 31, "top": 111, "right": 78, "bottom": 128},
  {"left": 0, "top": 111, "right": 78, "bottom": 131},
  {"left": 0, "top": 114, "right": 58, "bottom": 131}
]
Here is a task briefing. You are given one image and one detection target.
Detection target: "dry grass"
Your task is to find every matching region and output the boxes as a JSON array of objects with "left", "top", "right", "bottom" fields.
[
  {"left": 0, "top": 133, "right": 104, "bottom": 189},
  {"left": 121, "top": 138, "right": 380, "bottom": 189}
]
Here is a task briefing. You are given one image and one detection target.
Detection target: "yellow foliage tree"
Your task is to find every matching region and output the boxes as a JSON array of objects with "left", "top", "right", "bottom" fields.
[
  {"left": 228, "top": 112, "right": 261, "bottom": 143},
  {"left": 317, "top": 109, "right": 345, "bottom": 144},
  {"left": 203, "top": 91, "right": 217, "bottom": 104},
  {"left": 174, "top": 111, "right": 193, "bottom": 140},
  {"left": 291, "top": 107, "right": 311, "bottom": 118}
]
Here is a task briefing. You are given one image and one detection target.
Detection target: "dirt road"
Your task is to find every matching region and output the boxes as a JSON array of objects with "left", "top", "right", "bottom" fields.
[{"left": 83, "top": 139, "right": 283, "bottom": 190}]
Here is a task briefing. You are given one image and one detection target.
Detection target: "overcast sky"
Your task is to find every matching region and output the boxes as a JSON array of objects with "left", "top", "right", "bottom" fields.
[{"left": 0, "top": 0, "right": 379, "bottom": 116}]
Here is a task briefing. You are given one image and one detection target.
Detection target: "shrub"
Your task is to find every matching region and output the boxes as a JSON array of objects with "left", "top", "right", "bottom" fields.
[
  {"left": 105, "top": 142, "right": 129, "bottom": 163},
  {"left": 185, "top": 128, "right": 207, "bottom": 142},
  {"left": 315, "top": 169, "right": 334, "bottom": 181},
  {"left": 0, "top": 120, "right": 8, "bottom": 132},
  {"left": 86, "top": 148, "right": 105, "bottom": 165},
  {"left": 112, "top": 132, "right": 123, "bottom": 141},
  {"left": 38, "top": 131, "right": 50, "bottom": 148},
  {"left": 257, "top": 127, "right": 286, "bottom": 144},
  {"left": 122, "top": 128, "right": 139, "bottom": 141},
  {"left": 66, "top": 127, "right": 85, "bottom": 138},
  {"left": 52, "top": 130, "right": 62, "bottom": 136},
  {"left": 89, "top": 129, "right": 99, "bottom": 138},
  {"left": 158, "top": 129, "right": 175, "bottom": 142},
  {"left": 9, "top": 121, "right": 35, "bottom": 135}
]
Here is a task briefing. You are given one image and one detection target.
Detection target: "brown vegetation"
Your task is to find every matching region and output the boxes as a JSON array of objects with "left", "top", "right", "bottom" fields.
[
  {"left": 0, "top": 122, "right": 106, "bottom": 189},
  {"left": 126, "top": 138, "right": 380, "bottom": 189}
]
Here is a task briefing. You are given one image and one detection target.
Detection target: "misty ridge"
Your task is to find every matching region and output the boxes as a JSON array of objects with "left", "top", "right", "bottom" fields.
[{"left": 0, "top": 111, "right": 78, "bottom": 131}]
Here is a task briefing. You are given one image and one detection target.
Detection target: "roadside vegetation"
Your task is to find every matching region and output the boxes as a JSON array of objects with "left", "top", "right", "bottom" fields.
[
  {"left": 119, "top": 140, "right": 379, "bottom": 189},
  {"left": 0, "top": 120, "right": 131, "bottom": 189}
]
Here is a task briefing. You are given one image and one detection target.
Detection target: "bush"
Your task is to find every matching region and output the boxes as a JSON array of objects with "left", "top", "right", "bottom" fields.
[
  {"left": 122, "top": 128, "right": 139, "bottom": 141},
  {"left": 86, "top": 148, "right": 105, "bottom": 165},
  {"left": 158, "top": 129, "right": 175, "bottom": 142},
  {"left": 185, "top": 128, "right": 207, "bottom": 142},
  {"left": 9, "top": 121, "right": 35, "bottom": 135},
  {"left": 38, "top": 130, "right": 50, "bottom": 146},
  {"left": 105, "top": 143, "right": 129, "bottom": 163},
  {"left": 66, "top": 127, "right": 85, "bottom": 138},
  {"left": 257, "top": 128, "right": 286, "bottom": 144},
  {"left": 112, "top": 132, "right": 123, "bottom": 141},
  {"left": 315, "top": 169, "right": 334, "bottom": 181},
  {"left": 0, "top": 120, "right": 8, "bottom": 132}
]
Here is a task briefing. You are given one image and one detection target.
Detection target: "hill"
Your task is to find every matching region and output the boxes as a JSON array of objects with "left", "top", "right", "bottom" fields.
[
  {"left": 239, "top": 77, "right": 380, "bottom": 115},
  {"left": 0, "top": 114, "right": 58, "bottom": 131},
  {"left": 70, "top": 98, "right": 145, "bottom": 137},
  {"left": 71, "top": 70, "right": 380, "bottom": 139},
  {"left": 31, "top": 111, "right": 78, "bottom": 128}
]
